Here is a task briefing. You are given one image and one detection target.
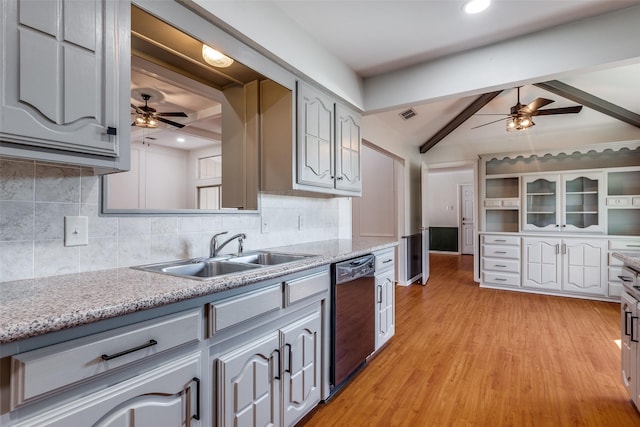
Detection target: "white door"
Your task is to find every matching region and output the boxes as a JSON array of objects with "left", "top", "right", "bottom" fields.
[
  {"left": 460, "top": 184, "right": 474, "bottom": 255},
  {"left": 281, "top": 312, "right": 322, "bottom": 427},
  {"left": 217, "top": 332, "right": 280, "bottom": 427},
  {"left": 522, "top": 237, "right": 562, "bottom": 290},
  {"left": 421, "top": 162, "right": 430, "bottom": 284},
  {"left": 562, "top": 239, "right": 607, "bottom": 295}
]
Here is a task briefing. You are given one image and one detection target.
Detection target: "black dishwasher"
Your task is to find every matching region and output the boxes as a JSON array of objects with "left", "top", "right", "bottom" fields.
[{"left": 330, "top": 254, "right": 375, "bottom": 396}]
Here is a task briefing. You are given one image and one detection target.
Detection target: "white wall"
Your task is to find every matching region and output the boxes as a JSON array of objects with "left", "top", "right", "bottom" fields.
[{"left": 425, "top": 169, "right": 473, "bottom": 227}]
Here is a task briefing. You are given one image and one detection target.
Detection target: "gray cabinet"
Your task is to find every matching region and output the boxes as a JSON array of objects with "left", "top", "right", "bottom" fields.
[
  {"left": 373, "top": 248, "right": 395, "bottom": 351},
  {"left": 261, "top": 80, "right": 361, "bottom": 196},
  {"left": 0, "top": 0, "right": 130, "bottom": 172},
  {"left": 216, "top": 310, "right": 322, "bottom": 427}
]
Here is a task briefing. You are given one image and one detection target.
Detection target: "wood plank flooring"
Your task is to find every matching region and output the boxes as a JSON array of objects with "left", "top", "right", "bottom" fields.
[{"left": 301, "top": 254, "right": 640, "bottom": 426}]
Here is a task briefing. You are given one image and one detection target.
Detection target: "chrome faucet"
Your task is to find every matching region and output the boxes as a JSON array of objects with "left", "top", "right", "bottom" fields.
[{"left": 210, "top": 231, "right": 246, "bottom": 258}]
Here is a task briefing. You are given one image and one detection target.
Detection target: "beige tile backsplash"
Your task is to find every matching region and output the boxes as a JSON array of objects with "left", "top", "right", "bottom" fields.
[{"left": 0, "top": 158, "right": 351, "bottom": 283}]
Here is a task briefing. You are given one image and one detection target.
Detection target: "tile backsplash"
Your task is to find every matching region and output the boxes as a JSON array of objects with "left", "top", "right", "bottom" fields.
[{"left": 0, "top": 158, "right": 351, "bottom": 283}]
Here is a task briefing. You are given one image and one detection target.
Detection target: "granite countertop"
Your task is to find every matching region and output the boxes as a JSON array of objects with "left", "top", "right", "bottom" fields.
[
  {"left": 613, "top": 252, "right": 640, "bottom": 271},
  {"left": 0, "top": 238, "right": 397, "bottom": 344}
]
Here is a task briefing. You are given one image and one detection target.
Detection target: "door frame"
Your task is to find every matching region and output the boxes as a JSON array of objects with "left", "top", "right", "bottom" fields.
[{"left": 459, "top": 183, "right": 474, "bottom": 255}]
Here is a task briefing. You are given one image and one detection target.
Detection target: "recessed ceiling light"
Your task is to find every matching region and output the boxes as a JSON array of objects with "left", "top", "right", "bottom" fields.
[
  {"left": 463, "top": 0, "right": 491, "bottom": 14},
  {"left": 202, "top": 45, "right": 234, "bottom": 68},
  {"left": 177, "top": 137, "right": 185, "bottom": 143}
]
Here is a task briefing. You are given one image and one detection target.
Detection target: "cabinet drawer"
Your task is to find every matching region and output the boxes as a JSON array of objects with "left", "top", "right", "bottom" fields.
[
  {"left": 609, "top": 282, "right": 623, "bottom": 298},
  {"left": 484, "top": 199, "right": 502, "bottom": 207},
  {"left": 285, "top": 270, "right": 330, "bottom": 306},
  {"left": 374, "top": 248, "right": 395, "bottom": 273},
  {"left": 482, "top": 245, "right": 520, "bottom": 260},
  {"left": 481, "top": 235, "right": 520, "bottom": 246},
  {"left": 482, "top": 258, "right": 520, "bottom": 273},
  {"left": 11, "top": 308, "right": 201, "bottom": 408},
  {"left": 609, "top": 239, "right": 640, "bottom": 251},
  {"left": 482, "top": 272, "right": 520, "bottom": 287},
  {"left": 502, "top": 199, "right": 520, "bottom": 207},
  {"left": 609, "top": 266, "right": 626, "bottom": 282},
  {"left": 208, "top": 284, "right": 282, "bottom": 335},
  {"left": 606, "top": 196, "right": 631, "bottom": 207}
]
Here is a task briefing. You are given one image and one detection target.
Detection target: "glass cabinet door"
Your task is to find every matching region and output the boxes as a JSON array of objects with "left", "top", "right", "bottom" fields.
[
  {"left": 562, "top": 172, "right": 603, "bottom": 232},
  {"left": 524, "top": 175, "right": 560, "bottom": 231}
]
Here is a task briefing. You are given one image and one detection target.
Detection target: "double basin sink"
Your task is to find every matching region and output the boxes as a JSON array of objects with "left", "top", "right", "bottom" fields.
[{"left": 134, "top": 251, "right": 314, "bottom": 280}]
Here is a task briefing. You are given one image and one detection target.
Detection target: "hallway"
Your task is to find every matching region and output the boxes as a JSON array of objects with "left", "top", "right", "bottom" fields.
[{"left": 302, "top": 254, "right": 639, "bottom": 426}]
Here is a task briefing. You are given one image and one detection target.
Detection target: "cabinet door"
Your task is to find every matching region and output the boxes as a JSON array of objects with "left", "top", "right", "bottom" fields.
[
  {"left": 375, "top": 270, "right": 395, "bottom": 350},
  {"left": 523, "top": 174, "right": 561, "bottom": 231},
  {"left": 522, "top": 237, "right": 562, "bottom": 289},
  {"left": 0, "top": 0, "right": 128, "bottom": 159},
  {"left": 217, "top": 332, "right": 280, "bottom": 427},
  {"left": 14, "top": 354, "right": 201, "bottom": 427},
  {"left": 281, "top": 311, "right": 322, "bottom": 427},
  {"left": 562, "top": 239, "right": 606, "bottom": 295},
  {"left": 297, "top": 81, "right": 335, "bottom": 189},
  {"left": 621, "top": 292, "right": 638, "bottom": 405},
  {"left": 562, "top": 172, "right": 604, "bottom": 232},
  {"left": 334, "top": 103, "right": 362, "bottom": 193}
]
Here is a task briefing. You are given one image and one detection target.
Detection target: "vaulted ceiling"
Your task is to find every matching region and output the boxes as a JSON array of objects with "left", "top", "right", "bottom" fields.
[{"left": 270, "top": 0, "right": 640, "bottom": 156}]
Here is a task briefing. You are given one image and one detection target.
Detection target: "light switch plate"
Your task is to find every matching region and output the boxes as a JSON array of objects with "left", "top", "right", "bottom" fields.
[{"left": 64, "top": 216, "right": 88, "bottom": 246}]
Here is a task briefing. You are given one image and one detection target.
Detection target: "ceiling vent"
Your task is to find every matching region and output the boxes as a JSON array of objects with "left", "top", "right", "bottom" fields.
[{"left": 399, "top": 108, "right": 417, "bottom": 120}]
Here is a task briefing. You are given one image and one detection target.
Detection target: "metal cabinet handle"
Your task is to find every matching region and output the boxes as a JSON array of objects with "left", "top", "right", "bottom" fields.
[
  {"left": 273, "top": 349, "right": 281, "bottom": 380},
  {"left": 190, "top": 377, "right": 201, "bottom": 420},
  {"left": 625, "top": 311, "right": 633, "bottom": 336},
  {"left": 106, "top": 127, "right": 117, "bottom": 136},
  {"left": 495, "top": 278, "right": 507, "bottom": 282},
  {"left": 382, "top": 259, "right": 393, "bottom": 264},
  {"left": 627, "top": 244, "right": 640, "bottom": 248},
  {"left": 377, "top": 284, "right": 383, "bottom": 303},
  {"left": 561, "top": 243, "right": 566, "bottom": 255},
  {"left": 336, "top": 176, "right": 344, "bottom": 180},
  {"left": 285, "top": 343, "right": 292, "bottom": 374},
  {"left": 101, "top": 339, "right": 158, "bottom": 361},
  {"left": 494, "top": 251, "right": 507, "bottom": 254},
  {"left": 632, "top": 316, "right": 639, "bottom": 343},
  {"left": 619, "top": 275, "right": 633, "bottom": 283},
  {"left": 495, "top": 239, "right": 507, "bottom": 242},
  {"left": 555, "top": 244, "right": 560, "bottom": 254},
  {"left": 494, "top": 264, "right": 507, "bottom": 268}
]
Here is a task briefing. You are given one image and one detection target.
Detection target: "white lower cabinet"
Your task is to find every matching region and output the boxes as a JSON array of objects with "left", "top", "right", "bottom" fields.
[
  {"left": 621, "top": 291, "right": 638, "bottom": 408},
  {"left": 13, "top": 353, "right": 201, "bottom": 427},
  {"left": 373, "top": 248, "right": 395, "bottom": 351},
  {"left": 216, "top": 310, "right": 322, "bottom": 427},
  {"left": 522, "top": 237, "right": 606, "bottom": 296},
  {"left": 375, "top": 269, "right": 395, "bottom": 350},
  {"left": 480, "top": 234, "right": 521, "bottom": 288}
]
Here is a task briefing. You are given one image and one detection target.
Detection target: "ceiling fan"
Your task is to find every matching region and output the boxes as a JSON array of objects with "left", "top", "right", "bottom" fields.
[
  {"left": 131, "top": 94, "right": 188, "bottom": 129},
  {"left": 472, "top": 87, "right": 583, "bottom": 131}
]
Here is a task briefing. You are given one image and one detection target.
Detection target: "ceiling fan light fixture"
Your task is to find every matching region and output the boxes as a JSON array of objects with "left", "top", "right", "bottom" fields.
[
  {"left": 463, "top": 0, "right": 491, "bottom": 14},
  {"left": 202, "top": 45, "right": 234, "bottom": 68},
  {"left": 506, "top": 115, "right": 534, "bottom": 132},
  {"left": 134, "top": 114, "right": 158, "bottom": 128}
]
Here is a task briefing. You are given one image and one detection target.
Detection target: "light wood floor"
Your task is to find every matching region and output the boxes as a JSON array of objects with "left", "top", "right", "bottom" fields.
[{"left": 301, "top": 254, "right": 640, "bottom": 426}]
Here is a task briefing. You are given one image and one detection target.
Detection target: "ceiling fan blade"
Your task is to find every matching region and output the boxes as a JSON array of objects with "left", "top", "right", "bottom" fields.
[
  {"left": 156, "top": 116, "right": 185, "bottom": 128},
  {"left": 156, "top": 112, "right": 188, "bottom": 117},
  {"left": 520, "top": 98, "right": 554, "bottom": 114},
  {"left": 131, "top": 104, "right": 145, "bottom": 114},
  {"left": 471, "top": 117, "right": 508, "bottom": 129},
  {"left": 532, "top": 106, "right": 583, "bottom": 116}
]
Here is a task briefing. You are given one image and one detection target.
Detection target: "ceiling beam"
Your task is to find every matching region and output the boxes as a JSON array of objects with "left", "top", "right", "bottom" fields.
[
  {"left": 419, "top": 91, "right": 502, "bottom": 154},
  {"left": 534, "top": 80, "right": 640, "bottom": 128}
]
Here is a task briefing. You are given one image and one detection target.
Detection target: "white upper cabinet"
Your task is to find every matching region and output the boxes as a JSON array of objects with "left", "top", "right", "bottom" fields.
[
  {"left": 0, "top": 0, "right": 130, "bottom": 172},
  {"left": 523, "top": 172, "right": 604, "bottom": 233},
  {"left": 334, "top": 103, "right": 362, "bottom": 192},
  {"left": 297, "top": 81, "right": 335, "bottom": 189}
]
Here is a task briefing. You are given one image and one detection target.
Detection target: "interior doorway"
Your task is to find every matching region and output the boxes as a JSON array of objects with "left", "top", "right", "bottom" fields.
[{"left": 460, "top": 184, "right": 474, "bottom": 255}]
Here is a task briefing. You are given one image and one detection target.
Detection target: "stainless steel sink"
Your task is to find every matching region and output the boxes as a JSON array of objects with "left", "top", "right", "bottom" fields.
[
  {"left": 227, "top": 251, "right": 311, "bottom": 266},
  {"left": 133, "top": 251, "right": 314, "bottom": 280},
  {"left": 133, "top": 258, "right": 262, "bottom": 280}
]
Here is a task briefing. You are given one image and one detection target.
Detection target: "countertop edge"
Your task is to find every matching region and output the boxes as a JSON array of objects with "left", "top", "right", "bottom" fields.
[
  {"left": 613, "top": 252, "right": 640, "bottom": 271},
  {"left": 0, "top": 239, "right": 398, "bottom": 344}
]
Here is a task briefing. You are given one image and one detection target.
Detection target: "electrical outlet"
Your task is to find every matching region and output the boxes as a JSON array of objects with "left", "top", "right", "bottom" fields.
[{"left": 64, "top": 216, "right": 88, "bottom": 246}]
